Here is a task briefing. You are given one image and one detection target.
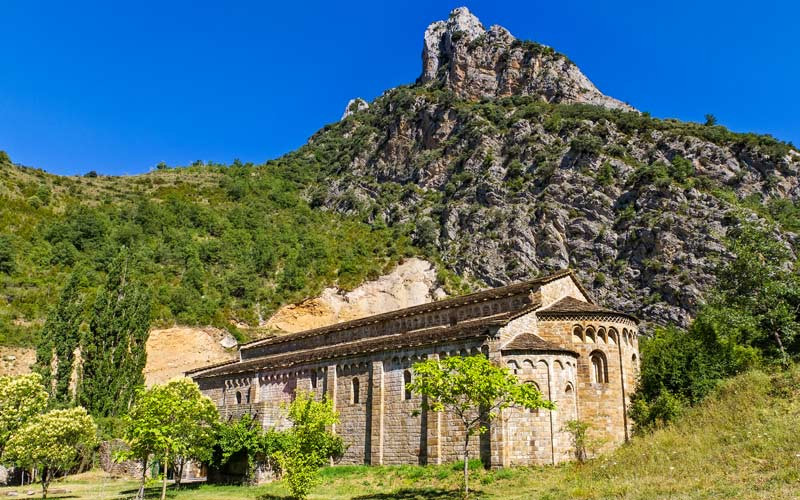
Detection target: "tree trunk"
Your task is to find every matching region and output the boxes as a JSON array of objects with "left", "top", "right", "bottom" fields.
[
  {"left": 40, "top": 466, "right": 49, "bottom": 499},
  {"left": 175, "top": 457, "right": 184, "bottom": 489},
  {"left": 773, "top": 330, "right": 788, "bottom": 364},
  {"left": 160, "top": 454, "right": 168, "bottom": 500},
  {"left": 137, "top": 457, "right": 148, "bottom": 500},
  {"left": 463, "top": 433, "right": 470, "bottom": 499}
]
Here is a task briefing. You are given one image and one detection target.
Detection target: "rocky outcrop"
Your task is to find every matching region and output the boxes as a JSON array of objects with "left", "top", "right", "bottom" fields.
[
  {"left": 266, "top": 258, "right": 444, "bottom": 333},
  {"left": 0, "top": 347, "right": 35, "bottom": 377},
  {"left": 144, "top": 327, "right": 237, "bottom": 386},
  {"left": 420, "top": 7, "right": 632, "bottom": 110},
  {"left": 303, "top": 8, "right": 799, "bottom": 331},
  {"left": 342, "top": 98, "right": 369, "bottom": 120}
]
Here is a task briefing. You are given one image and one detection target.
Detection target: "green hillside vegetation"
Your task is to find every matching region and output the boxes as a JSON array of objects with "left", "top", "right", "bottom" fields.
[
  {"left": 0, "top": 155, "right": 420, "bottom": 347},
  {"left": 1, "top": 368, "right": 797, "bottom": 499}
]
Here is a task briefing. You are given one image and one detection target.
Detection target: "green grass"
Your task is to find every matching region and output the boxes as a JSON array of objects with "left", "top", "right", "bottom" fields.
[{"left": 2, "top": 368, "right": 798, "bottom": 499}]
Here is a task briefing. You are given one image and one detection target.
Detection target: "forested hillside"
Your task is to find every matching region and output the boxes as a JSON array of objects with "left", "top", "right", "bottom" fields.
[{"left": 0, "top": 155, "right": 425, "bottom": 347}]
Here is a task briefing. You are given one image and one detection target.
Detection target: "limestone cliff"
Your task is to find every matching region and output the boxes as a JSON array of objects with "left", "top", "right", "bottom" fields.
[
  {"left": 266, "top": 258, "right": 444, "bottom": 333},
  {"left": 420, "top": 7, "right": 631, "bottom": 110}
]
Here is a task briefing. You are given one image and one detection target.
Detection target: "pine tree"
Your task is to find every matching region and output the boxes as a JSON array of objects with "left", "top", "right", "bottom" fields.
[
  {"left": 78, "top": 249, "right": 152, "bottom": 417},
  {"left": 34, "top": 272, "right": 84, "bottom": 405}
]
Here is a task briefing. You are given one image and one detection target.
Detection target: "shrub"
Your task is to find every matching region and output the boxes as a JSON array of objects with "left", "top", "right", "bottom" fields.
[{"left": 0, "top": 235, "right": 14, "bottom": 274}]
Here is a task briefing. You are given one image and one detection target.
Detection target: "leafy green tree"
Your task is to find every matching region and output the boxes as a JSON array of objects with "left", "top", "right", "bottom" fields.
[
  {"left": 0, "top": 235, "right": 14, "bottom": 275},
  {"left": 34, "top": 272, "right": 84, "bottom": 405},
  {"left": 704, "top": 113, "right": 717, "bottom": 126},
  {"left": 710, "top": 219, "right": 800, "bottom": 360},
  {"left": 0, "top": 150, "right": 10, "bottom": 164},
  {"left": 0, "top": 374, "right": 49, "bottom": 458},
  {"left": 213, "top": 413, "right": 287, "bottom": 483},
  {"left": 631, "top": 219, "right": 800, "bottom": 430},
  {"left": 4, "top": 407, "right": 96, "bottom": 498},
  {"left": 408, "top": 354, "right": 554, "bottom": 497},
  {"left": 562, "top": 420, "right": 590, "bottom": 463},
  {"left": 78, "top": 249, "right": 153, "bottom": 417},
  {"left": 119, "top": 378, "right": 218, "bottom": 500},
  {"left": 274, "top": 391, "right": 344, "bottom": 500}
]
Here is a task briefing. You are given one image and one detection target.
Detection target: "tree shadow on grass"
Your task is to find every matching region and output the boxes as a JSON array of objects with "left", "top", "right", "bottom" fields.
[
  {"left": 256, "top": 487, "right": 485, "bottom": 500},
  {"left": 352, "top": 488, "right": 487, "bottom": 500},
  {"left": 117, "top": 482, "right": 203, "bottom": 499}
]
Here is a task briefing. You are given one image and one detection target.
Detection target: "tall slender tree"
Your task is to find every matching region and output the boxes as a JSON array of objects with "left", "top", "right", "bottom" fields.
[
  {"left": 78, "top": 249, "right": 152, "bottom": 417},
  {"left": 34, "top": 272, "right": 84, "bottom": 405}
]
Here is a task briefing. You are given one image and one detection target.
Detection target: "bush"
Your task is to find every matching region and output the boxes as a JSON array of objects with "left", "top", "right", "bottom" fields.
[
  {"left": 569, "top": 134, "right": 603, "bottom": 156},
  {"left": 0, "top": 235, "right": 14, "bottom": 274}
]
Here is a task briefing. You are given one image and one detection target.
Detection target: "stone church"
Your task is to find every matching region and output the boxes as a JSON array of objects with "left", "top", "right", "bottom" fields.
[{"left": 189, "top": 270, "right": 639, "bottom": 467}]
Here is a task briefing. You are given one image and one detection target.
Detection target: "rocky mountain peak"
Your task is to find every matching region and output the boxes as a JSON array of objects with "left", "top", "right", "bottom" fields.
[
  {"left": 420, "top": 7, "right": 633, "bottom": 110},
  {"left": 341, "top": 97, "right": 369, "bottom": 120}
]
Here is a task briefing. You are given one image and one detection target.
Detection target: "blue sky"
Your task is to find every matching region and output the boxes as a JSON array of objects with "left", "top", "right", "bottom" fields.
[{"left": 1, "top": 0, "right": 797, "bottom": 176}]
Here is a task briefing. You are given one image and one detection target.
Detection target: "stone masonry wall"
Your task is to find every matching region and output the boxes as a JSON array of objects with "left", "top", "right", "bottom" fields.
[{"left": 537, "top": 316, "right": 639, "bottom": 452}]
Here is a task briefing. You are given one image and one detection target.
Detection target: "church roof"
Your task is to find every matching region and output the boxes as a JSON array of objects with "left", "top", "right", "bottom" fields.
[
  {"left": 501, "top": 333, "right": 577, "bottom": 355},
  {"left": 188, "top": 316, "right": 509, "bottom": 378},
  {"left": 239, "top": 269, "right": 581, "bottom": 353},
  {"left": 537, "top": 296, "right": 638, "bottom": 323},
  {"left": 187, "top": 270, "right": 625, "bottom": 380}
]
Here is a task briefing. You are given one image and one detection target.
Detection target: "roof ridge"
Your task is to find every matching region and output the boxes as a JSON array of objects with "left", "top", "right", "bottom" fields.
[
  {"left": 241, "top": 269, "right": 574, "bottom": 351},
  {"left": 537, "top": 296, "right": 639, "bottom": 323}
]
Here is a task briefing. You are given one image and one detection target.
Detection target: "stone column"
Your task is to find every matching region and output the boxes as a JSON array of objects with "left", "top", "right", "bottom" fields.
[
  {"left": 251, "top": 374, "right": 260, "bottom": 404},
  {"left": 369, "top": 360, "right": 385, "bottom": 465},
  {"left": 486, "top": 338, "right": 506, "bottom": 468},
  {"left": 425, "top": 353, "right": 442, "bottom": 465},
  {"left": 326, "top": 364, "right": 338, "bottom": 434}
]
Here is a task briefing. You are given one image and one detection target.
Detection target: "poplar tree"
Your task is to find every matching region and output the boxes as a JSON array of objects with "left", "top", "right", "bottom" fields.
[
  {"left": 78, "top": 249, "right": 152, "bottom": 417},
  {"left": 34, "top": 272, "right": 83, "bottom": 405}
]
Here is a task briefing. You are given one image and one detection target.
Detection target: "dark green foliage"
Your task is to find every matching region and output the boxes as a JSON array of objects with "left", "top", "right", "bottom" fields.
[
  {"left": 632, "top": 155, "right": 696, "bottom": 188},
  {"left": 569, "top": 134, "right": 603, "bottom": 156},
  {"left": 0, "top": 235, "right": 14, "bottom": 274},
  {"left": 34, "top": 272, "right": 84, "bottom": 405},
  {"left": 0, "top": 159, "right": 416, "bottom": 347},
  {"left": 711, "top": 219, "right": 800, "bottom": 358},
  {"left": 596, "top": 161, "right": 615, "bottom": 186},
  {"left": 0, "top": 150, "right": 10, "bottom": 164},
  {"left": 83, "top": 170, "right": 98, "bottom": 178},
  {"left": 78, "top": 250, "right": 153, "bottom": 417},
  {"left": 631, "top": 219, "right": 800, "bottom": 430},
  {"left": 213, "top": 413, "right": 287, "bottom": 481},
  {"left": 704, "top": 114, "right": 717, "bottom": 126}
]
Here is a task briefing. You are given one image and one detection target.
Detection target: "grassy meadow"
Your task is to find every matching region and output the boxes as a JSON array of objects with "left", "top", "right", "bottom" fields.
[{"left": 2, "top": 368, "right": 798, "bottom": 500}]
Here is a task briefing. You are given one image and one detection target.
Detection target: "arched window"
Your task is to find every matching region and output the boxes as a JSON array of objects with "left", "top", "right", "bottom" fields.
[
  {"left": 352, "top": 378, "right": 360, "bottom": 404},
  {"left": 590, "top": 351, "right": 608, "bottom": 384},
  {"left": 235, "top": 391, "right": 242, "bottom": 405},
  {"left": 585, "top": 326, "right": 596, "bottom": 343},
  {"left": 310, "top": 371, "right": 317, "bottom": 389},
  {"left": 565, "top": 383, "right": 574, "bottom": 394},
  {"left": 507, "top": 360, "right": 519, "bottom": 374},
  {"left": 403, "top": 370, "right": 412, "bottom": 400},
  {"left": 245, "top": 390, "right": 251, "bottom": 404},
  {"left": 572, "top": 325, "right": 583, "bottom": 343}
]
